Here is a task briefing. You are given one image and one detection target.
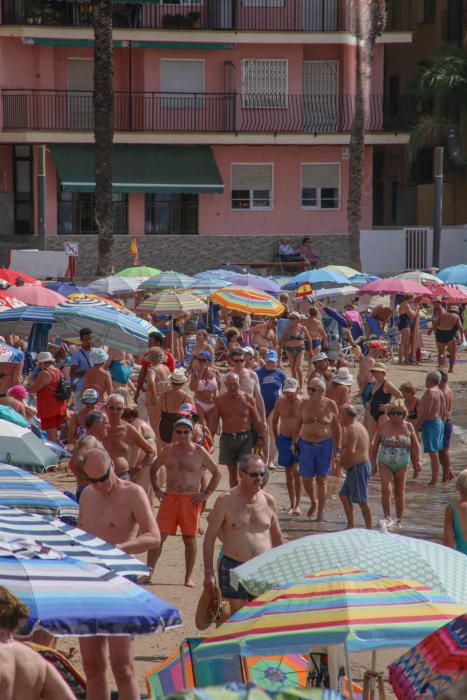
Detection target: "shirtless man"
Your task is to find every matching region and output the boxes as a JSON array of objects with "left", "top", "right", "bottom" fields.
[
  {"left": 103, "top": 393, "right": 156, "bottom": 480},
  {"left": 148, "top": 417, "right": 221, "bottom": 587},
  {"left": 272, "top": 377, "right": 302, "bottom": 514},
  {"left": 83, "top": 347, "right": 113, "bottom": 402},
  {"left": 228, "top": 348, "right": 266, "bottom": 423},
  {"left": 203, "top": 454, "right": 283, "bottom": 615},
  {"left": 431, "top": 302, "right": 462, "bottom": 372},
  {"left": 292, "top": 376, "right": 342, "bottom": 521},
  {"left": 338, "top": 404, "right": 372, "bottom": 529},
  {"left": 0, "top": 587, "right": 75, "bottom": 700},
  {"left": 249, "top": 319, "right": 278, "bottom": 353},
  {"left": 78, "top": 447, "right": 160, "bottom": 700},
  {"left": 209, "top": 373, "right": 265, "bottom": 487},
  {"left": 438, "top": 369, "right": 455, "bottom": 483},
  {"left": 307, "top": 351, "right": 330, "bottom": 383},
  {"left": 415, "top": 370, "right": 446, "bottom": 486},
  {"left": 68, "top": 409, "right": 109, "bottom": 501}
]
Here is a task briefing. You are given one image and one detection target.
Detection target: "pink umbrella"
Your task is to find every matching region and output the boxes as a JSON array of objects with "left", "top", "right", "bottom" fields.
[
  {"left": 8, "top": 285, "right": 66, "bottom": 307},
  {"left": 358, "top": 279, "right": 433, "bottom": 297}
]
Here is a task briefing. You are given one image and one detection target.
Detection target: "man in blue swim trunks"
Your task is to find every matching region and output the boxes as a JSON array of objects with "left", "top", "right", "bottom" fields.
[
  {"left": 415, "top": 370, "right": 446, "bottom": 487},
  {"left": 272, "top": 377, "right": 302, "bottom": 514},
  {"left": 292, "top": 376, "right": 342, "bottom": 521}
]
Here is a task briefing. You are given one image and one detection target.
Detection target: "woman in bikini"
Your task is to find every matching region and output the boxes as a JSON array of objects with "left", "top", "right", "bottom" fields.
[
  {"left": 371, "top": 399, "right": 420, "bottom": 528},
  {"left": 303, "top": 306, "right": 327, "bottom": 357},
  {"left": 279, "top": 311, "right": 312, "bottom": 393},
  {"left": 189, "top": 352, "right": 220, "bottom": 423},
  {"left": 117, "top": 387, "right": 157, "bottom": 498}
]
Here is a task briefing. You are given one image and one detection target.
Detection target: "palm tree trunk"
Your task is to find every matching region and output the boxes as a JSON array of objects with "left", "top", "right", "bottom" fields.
[
  {"left": 347, "top": 0, "right": 387, "bottom": 270},
  {"left": 93, "top": 0, "right": 114, "bottom": 275}
]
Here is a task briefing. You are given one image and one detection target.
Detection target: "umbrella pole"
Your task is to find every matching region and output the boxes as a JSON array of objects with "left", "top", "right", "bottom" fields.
[
  {"left": 180, "top": 639, "right": 189, "bottom": 688},
  {"left": 344, "top": 640, "right": 355, "bottom": 700}
]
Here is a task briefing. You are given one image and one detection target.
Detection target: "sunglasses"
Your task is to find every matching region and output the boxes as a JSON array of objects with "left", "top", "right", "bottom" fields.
[
  {"left": 85, "top": 463, "right": 112, "bottom": 484},
  {"left": 232, "top": 358, "right": 245, "bottom": 363},
  {"left": 197, "top": 358, "right": 208, "bottom": 362},
  {"left": 307, "top": 387, "right": 320, "bottom": 393},
  {"left": 389, "top": 411, "right": 404, "bottom": 417},
  {"left": 175, "top": 429, "right": 191, "bottom": 434},
  {"left": 245, "top": 471, "right": 266, "bottom": 478},
  {"left": 106, "top": 405, "right": 123, "bottom": 412}
]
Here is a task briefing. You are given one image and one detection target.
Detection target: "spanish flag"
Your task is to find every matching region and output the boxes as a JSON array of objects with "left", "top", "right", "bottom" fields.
[
  {"left": 295, "top": 282, "right": 313, "bottom": 298},
  {"left": 129, "top": 237, "right": 139, "bottom": 266}
]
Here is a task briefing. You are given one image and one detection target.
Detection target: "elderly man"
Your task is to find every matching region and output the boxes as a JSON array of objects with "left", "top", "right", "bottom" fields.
[
  {"left": 292, "top": 376, "right": 341, "bottom": 521},
  {"left": 338, "top": 404, "right": 372, "bottom": 530},
  {"left": 103, "top": 393, "right": 156, "bottom": 480},
  {"left": 148, "top": 417, "right": 221, "bottom": 587},
  {"left": 203, "top": 454, "right": 283, "bottom": 616},
  {"left": 272, "top": 377, "right": 302, "bottom": 514},
  {"left": 415, "top": 370, "right": 446, "bottom": 486},
  {"left": 209, "top": 373, "right": 265, "bottom": 487},
  {"left": 307, "top": 351, "right": 329, "bottom": 383},
  {"left": 68, "top": 409, "right": 110, "bottom": 502},
  {"left": 250, "top": 319, "right": 278, "bottom": 352},
  {"left": 78, "top": 447, "right": 160, "bottom": 700}
]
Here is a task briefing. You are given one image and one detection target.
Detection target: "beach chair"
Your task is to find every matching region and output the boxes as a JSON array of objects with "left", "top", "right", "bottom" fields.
[{"left": 25, "top": 642, "right": 86, "bottom": 699}]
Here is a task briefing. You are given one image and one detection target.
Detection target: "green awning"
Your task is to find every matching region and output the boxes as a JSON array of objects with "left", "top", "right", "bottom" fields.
[{"left": 49, "top": 144, "right": 224, "bottom": 194}]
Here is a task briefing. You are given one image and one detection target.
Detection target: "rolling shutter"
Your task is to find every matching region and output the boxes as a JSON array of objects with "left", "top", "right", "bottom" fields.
[
  {"left": 301, "top": 164, "right": 339, "bottom": 189},
  {"left": 232, "top": 164, "right": 273, "bottom": 190}
]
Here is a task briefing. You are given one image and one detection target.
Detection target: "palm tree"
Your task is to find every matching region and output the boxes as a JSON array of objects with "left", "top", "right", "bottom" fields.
[
  {"left": 347, "top": 0, "right": 387, "bottom": 270},
  {"left": 93, "top": 0, "right": 114, "bottom": 275}
]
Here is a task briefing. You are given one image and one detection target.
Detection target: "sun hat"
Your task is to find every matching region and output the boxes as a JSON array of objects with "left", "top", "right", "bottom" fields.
[
  {"left": 313, "top": 352, "right": 328, "bottom": 363},
  {"left": 36, "top": 351, "right": 54, "bottom": 364},
  {"left": 289, "top": 311, "right": 300, "bottom": 319},
  {"left": 90, "top": 347, "right": 108, "bottom": 365},
  {"left": 8, "top": 385, "right": 27, "bottom": 401},
  {"left": 265, "top": 349, "right": 278, "bottom": 363},
  {"left": 195, "top": 585, "right": 229, "bottom": 630},
  {"left": 82, "top": 388, "right": 99, "bottom": 405},
  {"left": 148, "top": 347, "right": 166, "bottom": 363},
  {"left": 174, "top": 417, "right": 193, "bottom": 431},
  {"left": 243, "top": 346, "right": 255, "bottom": 356},
  {"left": 332, "top": 367, "right": 355, "bottom": 386},
  {"left": 178, "top": 402, "right": 197, "bottom": 416},
  {"left": 283, "top": 377, "right": 299, "bottom": 393},
  {"left": 170, "top": 368, "right": 188, "bottom": 384},
  {"left": 372, "top": 362, "right": 387, "bottom": 374}
]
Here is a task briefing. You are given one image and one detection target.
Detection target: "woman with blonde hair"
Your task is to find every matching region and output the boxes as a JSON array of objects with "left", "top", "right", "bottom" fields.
[{"left": 444, "top": 469, "right": 467, "bottom": 554}]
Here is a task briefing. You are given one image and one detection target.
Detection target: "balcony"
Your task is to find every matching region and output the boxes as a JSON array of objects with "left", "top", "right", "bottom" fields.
[
  {"left": 1, "top": 89, "right": 414, "bottom": 134},
  {"left": 1, "top": 0, "right": 412, "bottom": 33}
]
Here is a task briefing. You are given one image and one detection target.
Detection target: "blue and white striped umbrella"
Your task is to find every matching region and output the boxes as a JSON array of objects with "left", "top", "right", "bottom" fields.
[
  {"left": 0, "top": 341, "right": 24, "bottom": 364},
  {"left": 54, "top": 304, "right": 156, "bottom": 354},
  {"left": 0, "top": 465, "right": 78, "bottom": 521},
  {"left": 0, "top": 306, "right": 58, "bottom": 335},
  {"left": 0, "top": 505, "right": 149, "bottom": 580},
  {"left": 0, "top": 539, "right": 182, "bottom": 637}
]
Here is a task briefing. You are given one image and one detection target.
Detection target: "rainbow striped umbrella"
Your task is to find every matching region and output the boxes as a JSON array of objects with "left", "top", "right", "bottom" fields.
[
  {"left": 140, "top": 271, "right": 196, "bottom": 290},
  {"left": 211, "top": 287, "right": 284, "bottom": 317},
  {"left": 195, "top": 568, "right": 466, "bottom": 659},
  {"left": 137, "top": 292, "right": 208, "bottom": 316}
]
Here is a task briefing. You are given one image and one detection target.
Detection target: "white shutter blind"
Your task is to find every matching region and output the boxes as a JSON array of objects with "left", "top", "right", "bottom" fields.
[
  {"left": 232, "top": 164, "right": 273, "bottom": 190},
  {"left": 161, "top": 60, "right": 204, "bottom": 93},
  {"left": 302, "top": 164, "right": 339, "bottom": 189}
]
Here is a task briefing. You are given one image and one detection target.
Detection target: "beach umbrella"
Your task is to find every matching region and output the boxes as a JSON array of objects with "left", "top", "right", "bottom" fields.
[
  {"left": 54, "top": 304, "right": 156, "bottom": 354},
  {"left": 140, "top": 271, "right": 196, "bottom": 290},
  {"left": 0, "top": 466, "right": 78, "bottom": 521},
  {"left": 88, "top": 276, "right": 141, "bottom": 295},
  {"left": 0, "top": 306, "right": 58, "bottom": 335},
  {"left": 388, "top": 613, "right": 467, "bottom": 700},
  {"left": 65, "top": 295, "right": 133, "bottom": 314},
  {"left": 230, "top": 529, "right": 467, "bottom": 605},
  {"left": 8, "top": 285, "right": 66, "bottom": 307},
  {"left": 320, "top": 265, "right": 361, "bottom": 279},
  {"left": 357, "top": 279, "right": 431, "bottom": 297},
  {"left": 163, "top": 686, "right": 345, "bottom": 700},
  {"left": 44, "top": 282, "right": 94, "bottom": 297},
  {"left": 116, "top": 265, "right": 161, "bottom": 278},
  {"left": 312, "top": 286, "right": 359, "bottom": 300},
  {"left": 417, "top": 283, "right": 467, "bottom": 304},
  {"left": 195, "top": 269, "right": 240, "bottom": 280},
  {"left": 282, "top": 270, "right": 349, "bottom": 290},
  {"left": 0, "top": 506, "right": 150, "bottom": 580},
  {"left": 184, "top": 280, "right": 234, "bottom": 295},
  {"left": 244, "top": 655, "right": 309, "bottom": 690},
  {"left": 146, "top": 647, "right": 195, "bottom": 698},
  {"left": 211, "top": 288, "right": 284, "bottom": 317},
  {"left": 270, "top": 276, "right": 293, "bottom": 287},
  {"left": 348, "top": 273, "right": 380, "bottom": 286},
  {"left": 0, "top": 538, "right": 182, "bottom": 637},
  {"left": 0, "top": 421, "right": 57, "bottom": 473},
  {"left": 228, "top": 274, "right": 282, "bottom": 295},
  {"left": 394, "top": 271, "right": 442, "bottom": 284},
  {"left": 0, "top": 291, "right": 27, "bottom": 311},
  {"left": 137, "top": 292, "right": 208, "bottom": 316},
  {"left": 0, "top": 342, "right": 24, "bottom": 363},
  {"left": 438, "top": 264, "right": 467, "bottom": 285},
  {"left": 0, "top": 269, "right": 41, "bottom": 286}
]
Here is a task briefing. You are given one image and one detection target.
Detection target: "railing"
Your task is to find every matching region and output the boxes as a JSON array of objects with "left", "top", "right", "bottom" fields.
[
  {"left": 58, "top": 200, "right": 128, "bottom": 235},
  {"left": 1, "top": 0, "right": 412, "bottom": 33},
  {"left": 2, "top": 90, "right": 416, "bottom": 134},
  {"left": 145, "top": 200, "right": 199, "bottom": 236}
]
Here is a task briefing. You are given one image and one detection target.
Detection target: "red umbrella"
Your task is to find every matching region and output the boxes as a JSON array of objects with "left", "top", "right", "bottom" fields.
[
  {"left": 358, "top": 278, "right": 432, "bottom": 297},
  {"left": 0, "top": 292, "right": 27, "bottom": 312},
  {"left": 8, "top": 285, "right": 66, "bottom": 307},
  {"left": 419, "top": 282, "right": 467, "bottom": 304},
  {"left": 0, "top": 269, "right": 42, "bottom": 286}
]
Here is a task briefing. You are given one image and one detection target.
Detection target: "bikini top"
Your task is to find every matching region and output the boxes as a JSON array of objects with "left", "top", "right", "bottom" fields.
[
  {"left": 286, "top": 327, "right": 305, "bottom": 341},
  {"left": 198, "top": 375, "right": 217, "bottom": 392}
]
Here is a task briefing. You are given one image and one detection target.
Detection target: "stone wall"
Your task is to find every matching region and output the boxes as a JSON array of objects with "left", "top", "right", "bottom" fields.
[{"left": 46, "top": 234, "right": 351, "bottom": 276}]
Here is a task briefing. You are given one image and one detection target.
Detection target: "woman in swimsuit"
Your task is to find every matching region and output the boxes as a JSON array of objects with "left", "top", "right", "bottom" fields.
[
  {"left": 151, "top": 368, "right": 192, "bottom": 445},
  {"left": 443, "top": 469, "right": 467, "bottom": 555},
  {"left": 188, "top": 329, "right": 214, "bottom": 368},
  {"left": 279, "top": 311, "right": 312, "bottom": 393},
  {"left": 371, "top": 399, "right": 420, "bottom": 527},
  {"left": 117, "top": 387, "right": 157, "bottom": 498},
  {"left": 398, "top": 294, "right": 419, "bottom": 365},
  {"left": 303, "top": 306, "right": 327, "bottom": 357},
  {"left": 367, "top": 362, "right": 402, "bottom": 441},
  {"left": 430, "top": 302, "right": 462, "bottom": 372},
  {"left": 189, "top": 352, "right": 220, "bottom": 423},
  {"left": 144, "top": 347, "right": 172, "bottom": 433}
]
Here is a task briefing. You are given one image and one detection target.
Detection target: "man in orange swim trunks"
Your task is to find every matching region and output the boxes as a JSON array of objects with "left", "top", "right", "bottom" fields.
[{"left": 148, "top": 417, "right": 221, "bottom": 587}]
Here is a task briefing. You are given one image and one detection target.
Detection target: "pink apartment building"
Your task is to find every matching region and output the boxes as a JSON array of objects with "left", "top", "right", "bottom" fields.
[{"left": 0, "top": 0, "right": 412, "bottom": 260}]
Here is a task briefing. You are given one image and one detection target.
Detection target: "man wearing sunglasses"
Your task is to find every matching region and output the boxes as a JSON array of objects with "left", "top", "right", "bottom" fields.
[
  {"left": 78, "top": 446, "right": 160, "bottom": 700},
  {"left": 147, "top": 417, "right": 221, "bottom": 587},
  {"left": 203, "top": 453, "right": 283, "bottom": 617}
]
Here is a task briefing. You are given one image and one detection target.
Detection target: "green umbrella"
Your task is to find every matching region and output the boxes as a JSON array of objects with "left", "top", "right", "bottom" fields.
[{"left": 116, "top": 266, "right": 161, "bottom": 278}]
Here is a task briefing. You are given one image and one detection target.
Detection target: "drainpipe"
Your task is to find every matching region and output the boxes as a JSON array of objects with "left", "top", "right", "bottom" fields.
[
  {"left": 38, "top": 144, "right": 46, "bottom": 251},
  {"left": 432, "top": 146, "right": 444, "bottom": 269}
]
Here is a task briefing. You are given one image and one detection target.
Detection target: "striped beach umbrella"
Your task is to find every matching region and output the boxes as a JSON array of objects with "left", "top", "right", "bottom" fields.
[
  {"left": 320, "top": 265, "right": 361, "bottom": 279},
  {"left": 282, "top": 270, "right": 349, "bottom": 290},
  {"left": 0, "top": 306, "right": 58, "bottom": 335},
  {"left": 195, "top": 568, "right": 466, "bottom": 659},
  {"left": 0, "top": 539, "right": 182, "bottom": 637},
  {"left": 211, "top": 287, "right": 284, "bottom": 317},
  {"left": 0, "top": 342, "right": 24, "bottom": 364},
  {"left": 0, "top": 466, "right": 78, "bottom": 521},
  {"left": 116, "top": 266, "right": 161, "bottom": 278},
  {"left": 162, "top": 686, "right": 344, "bottom": 700},
  {"left": 0, "top": 505, "right": 149, "bottom": 580},
  {"left": 137, "top": 292, "right": 208, "bottom": 316},
  {"left": 140, "top": 271, "right": 196, "bottom": 290},
  {"left": 66, "top": 294, "right": 133, "bottom": 314}
]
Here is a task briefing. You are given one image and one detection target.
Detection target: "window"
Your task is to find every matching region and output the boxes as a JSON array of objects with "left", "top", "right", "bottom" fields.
[
  {"left": 241, "top": 59, "right": 288, "bottom": 108},
  {"left": 161, "top": 59, "right": 204, "bottom": 107},
  {"left": 58, "top": 192, "right": 128, "bottom": 235},
  {"left": 243, "top": 0, "right": 285, "bottom": 5},
  {"left": 231, "top": 164, "right": 273, "bottom": 210},
  {"left": 145, "top": 193, "right": 198, "bottom": 235},
  {"left": 422, "top": 0, "right": 436, "bottom": 23},
  {"left": 301, "top": 164, "right": 340, "bottom": 210}
]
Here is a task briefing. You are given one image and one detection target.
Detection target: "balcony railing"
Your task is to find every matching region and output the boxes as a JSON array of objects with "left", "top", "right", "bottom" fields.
[
  {"left": 1, "top": 0, "right": 412, "bottom": 33},
  {"left": 1, "top": 89, "right": 415, "bottom": 134}
]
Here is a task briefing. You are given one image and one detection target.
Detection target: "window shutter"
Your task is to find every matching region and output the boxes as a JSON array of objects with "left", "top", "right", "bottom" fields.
[
  {"left": 232, "top": 164, "right": 273, "bottom": 190},
  {"left": 302, "top": 164, "right": 339, "bottom": 189},
  {"left": 161, "top": 60, "right": 204, "bottom": 94}
]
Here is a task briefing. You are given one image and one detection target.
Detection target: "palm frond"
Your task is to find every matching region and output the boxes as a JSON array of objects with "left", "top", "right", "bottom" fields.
[{"left": 408, "top": 115, "right": 454, "bottom": 160}]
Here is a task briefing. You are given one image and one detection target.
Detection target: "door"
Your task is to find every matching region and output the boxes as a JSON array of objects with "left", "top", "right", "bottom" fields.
[
  {"left": 303, "top": 60, "right": 339, "bottom": 133},
  {"left": 302, "top": 0, "right": 339, "bottom": 31},
  {"left": 13, "top": 145, "right": 33, "bottom": 235},
  {"left": 208, "top": 0, "right": 233, "bottom": 29},
  {"left": 68, "top": 59, "right": 94, "bottom": 130}
]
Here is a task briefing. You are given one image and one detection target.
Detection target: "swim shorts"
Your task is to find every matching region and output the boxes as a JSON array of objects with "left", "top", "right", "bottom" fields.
[
  {"left": 339, "top": 461, "right": 371, "bottom": 504},
  {"left": 421, "top": 419, "right": 444, "bottom": 453},
  {"left": 276, "top": 434, "right": 298, "bottom": 468},
  {"left": 218, "top": 554, "right": 254, "bottom": 601},
  {"left": 298, "top": 436, "right": 333, "bottom": 478},
  {"left": 219, "top": 430, "right": 254, "bottom": 465},
  {"left": 443, "top": 419, "right": 453, "bottom": 449},
  {"left": 156, "top": 493, "right": 202, "bottom": 537},
  {"left": 40, "top": 414, "right": 66, "bottom": 431}
]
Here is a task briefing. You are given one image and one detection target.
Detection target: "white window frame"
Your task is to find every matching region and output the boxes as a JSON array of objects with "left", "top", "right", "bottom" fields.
[
  {"left": 241, "top": 59, "right": 288, "bottom": 109},
  {"left": 160, "top": 58, "right": 205, "bottom": 108},
  {"left": 231, "top": 163, "right": 274, "bottom": 212},
  {"left": 300, "top": 162, "right": 341, "bottom": 211}
]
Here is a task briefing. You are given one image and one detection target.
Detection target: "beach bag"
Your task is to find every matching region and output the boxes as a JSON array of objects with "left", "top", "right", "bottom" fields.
[{"left": 55, "top": 376, "right": 72, "bottom": 401}]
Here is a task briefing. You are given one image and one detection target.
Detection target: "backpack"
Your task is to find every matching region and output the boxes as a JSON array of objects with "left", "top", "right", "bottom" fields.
[{"left": 55, "top": 376, "right": 72, "bottom": 402}]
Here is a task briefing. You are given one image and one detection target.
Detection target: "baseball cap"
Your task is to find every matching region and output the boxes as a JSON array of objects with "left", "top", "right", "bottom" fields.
[
  {"left": 82, "top": 388, "right": 99, "bottom": 404},
  {"left": 265, "top": 349, "right": 278, "bottom": 362},
  {"left": 174, "top": 417, "right": 194, "bottom": 431},
  {"left": 283, "top": 377, "right": 299, "bottom": 393},
  {"left": 243, "top": 346, "right": 255, "bottom": 356},
  {"left": 178, "top": 402, "right": 196, "bottom": 416}
]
